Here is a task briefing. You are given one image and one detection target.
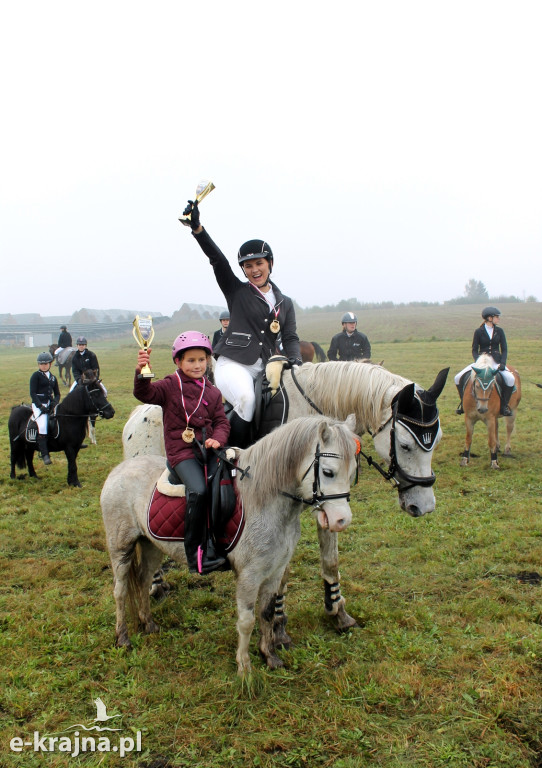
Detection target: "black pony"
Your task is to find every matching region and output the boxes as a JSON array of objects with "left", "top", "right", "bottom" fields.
[{"left": 9, "top": 371, "right": 115, "bottom": 487}]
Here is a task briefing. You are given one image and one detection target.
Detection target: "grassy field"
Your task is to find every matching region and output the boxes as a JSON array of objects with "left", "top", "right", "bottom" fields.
[{"left": 1, "top": 303, "right": 542, "bottom": 767}]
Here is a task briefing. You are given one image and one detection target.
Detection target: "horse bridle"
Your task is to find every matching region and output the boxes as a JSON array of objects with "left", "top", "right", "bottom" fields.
[
  {"left": 359, "top": 401, "right": 437, "bottom": 492},
  {"left": 289, "top": 367, "right": 436, "bottom": 494},
  {"left": 280, "top": 442, "right": 353, "bottom": 508},
  {"left": 471, "top": 373, "right": 494, "bottom": 410},
  {"left": 86, "top": 382, "right": 110, "bottom": 417}
]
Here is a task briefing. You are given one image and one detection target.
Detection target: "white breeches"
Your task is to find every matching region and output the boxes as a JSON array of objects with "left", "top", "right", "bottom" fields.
[
  {"left": 214, "top": 355, "right": 263, "bottom": 421},
  {"left": 31, "top": 404, "right": 48, "bottom": 434},
  {"left": 454, "top": 359, "right": 514, "bottom": 387}
]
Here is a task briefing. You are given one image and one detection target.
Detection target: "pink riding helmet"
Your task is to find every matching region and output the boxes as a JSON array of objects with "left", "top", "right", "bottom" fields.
[{"left": 172, "top": 331, "right": 212, "bottom": 361}]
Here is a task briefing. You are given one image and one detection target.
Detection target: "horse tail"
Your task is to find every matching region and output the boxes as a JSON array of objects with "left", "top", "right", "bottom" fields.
[
  {"left": 125, "top": 541, "right": 145, "bottom": 632},
  {"left": 311, "top": 342, "right": 327, "bottom": 363},
  {"left": 9, "top": 406, "right": 29, "bottom": 470}
]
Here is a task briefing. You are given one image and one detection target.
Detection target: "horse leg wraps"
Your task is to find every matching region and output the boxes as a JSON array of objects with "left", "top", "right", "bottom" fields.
[{"left": 324, "top": 581, "right": 344, "bottom": 616}]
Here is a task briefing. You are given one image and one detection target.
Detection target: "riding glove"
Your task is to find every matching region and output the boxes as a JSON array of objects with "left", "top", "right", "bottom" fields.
[{"left": 183, "top": 200, "right": 200, "bottom": 231}]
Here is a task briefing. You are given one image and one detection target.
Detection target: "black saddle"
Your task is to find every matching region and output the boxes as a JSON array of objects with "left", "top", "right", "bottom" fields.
[
  {"left": 222, "top": 368, "right": 289, "bottom": 443},
  {"left": 166, "top": 452, "right": 237, "bottom": 540}
]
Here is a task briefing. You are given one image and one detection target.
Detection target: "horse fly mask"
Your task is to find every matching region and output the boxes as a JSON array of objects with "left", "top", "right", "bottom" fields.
[{"left": 362, "top": 396, "right": 439, "bottom": 492}]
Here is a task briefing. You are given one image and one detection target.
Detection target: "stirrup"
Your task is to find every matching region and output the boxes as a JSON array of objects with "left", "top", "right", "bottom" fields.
[
  {"left": 455, "top": 404, "right": 464, "bottom": 415},
  {"left": 501, "top": 405, "right": 511, "bottom": 416}
]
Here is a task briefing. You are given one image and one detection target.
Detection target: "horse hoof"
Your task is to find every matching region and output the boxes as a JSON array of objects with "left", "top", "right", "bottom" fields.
[
  {"left": 460, "top": 458, "right": 469, "bottom": 467},
  {"left": 490, "top": 462, "right": 500, "bottom": 470},
  {"left": 263, "top": 652, "right": 284, "bottom": 670},
  {"left": 141, "top": 620, "right": 160, "bottom": 635}
]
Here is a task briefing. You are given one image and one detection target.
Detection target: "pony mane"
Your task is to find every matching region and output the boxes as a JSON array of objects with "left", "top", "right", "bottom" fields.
[
  {"left": 473, "top": 354, "right": 495, "bottom": 370},
  {"left": 239, "top": 415, "right": 354, "bottom": 508},
  {"left": 294, "top": 362, "right": 411, "bottom": 433}
]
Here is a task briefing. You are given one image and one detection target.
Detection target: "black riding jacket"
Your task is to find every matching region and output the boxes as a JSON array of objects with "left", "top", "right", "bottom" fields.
[
  {"left": 72, "top": 349, "right": 100, "bottom": 384},
  {"left": 328, "top": 329, "right": 371, "bottom": 361},
  {"left": 193, "top": 228, "right": 301, "bottom": 365},
  {"left": 30, "top": 370, "right": 60, "bottom": 410},
  {"left": 471, "top": 325, "right": 508, "bottom": 366},
  {"left": 212, "top": 327, "right": 226, "bottom": 350},
  {"left": 58, "top": 330, "right": 72, "bottom": 348}
]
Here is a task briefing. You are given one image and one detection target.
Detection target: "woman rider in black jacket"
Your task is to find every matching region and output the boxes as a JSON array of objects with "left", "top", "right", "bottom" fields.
[
  {"left": 181, "top": 199, "right": 301, "bottom": 447},
  {"left": 454, "top": 306, "right": 515, "bottom": 415}
]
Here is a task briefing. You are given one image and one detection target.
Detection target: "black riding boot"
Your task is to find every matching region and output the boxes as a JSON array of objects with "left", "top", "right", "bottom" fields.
[
  {"left": 498, "top": 377, "right": 514, "bottom": 416},
  {"left": 37, "top": 435, "right": 52, "bottom": 465},
  {"left": 183, "top": 491, "right": 226, "bottom": 575},
  {"left": 455, "top": 384, "right": 464, "bottom": 415},
  {"left": 228, "top": 411, "right": 253, "bottom": 449}
]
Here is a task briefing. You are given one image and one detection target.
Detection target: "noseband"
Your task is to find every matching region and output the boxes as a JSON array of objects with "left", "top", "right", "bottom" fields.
[
  {"left": 281, "top": 442, "right": 353, "bottom": 508},
  {"left": 362, "top": 401, "right": 437, "bottom": 492}
]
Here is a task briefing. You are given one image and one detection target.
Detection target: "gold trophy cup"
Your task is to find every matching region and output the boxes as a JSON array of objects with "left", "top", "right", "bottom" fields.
[
  {"left": 133, "top": 315, "right": 155, "bottom": 379},
  {"left": 178, "top": 179, "right": 215, "bottom": 226}
]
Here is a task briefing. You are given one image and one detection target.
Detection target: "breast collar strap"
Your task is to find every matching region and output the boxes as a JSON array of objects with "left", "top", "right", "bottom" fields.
[{"left": 280, "top": 442, "right": 351, "bottom": 507}]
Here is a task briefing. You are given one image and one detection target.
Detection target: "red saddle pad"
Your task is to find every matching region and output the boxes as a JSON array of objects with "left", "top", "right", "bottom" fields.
[{"left": 147, "top": 482, "right": 245, "bottom": 552}]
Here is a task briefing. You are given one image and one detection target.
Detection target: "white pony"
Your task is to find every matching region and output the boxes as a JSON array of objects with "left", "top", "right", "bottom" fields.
[{"left": 102, "top": 415, "right": 358, "bottom": 674}]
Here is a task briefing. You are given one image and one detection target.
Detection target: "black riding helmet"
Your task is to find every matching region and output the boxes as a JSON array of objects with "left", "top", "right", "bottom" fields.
[
  {"left": 237, "top": 239, "right": 274, "bottom": 274},
  {"left": 37, "top": 352, "right": 53, "bottom": 364},
  {"left": 482, "top": 306, "right": 501, "bottom": 320}
]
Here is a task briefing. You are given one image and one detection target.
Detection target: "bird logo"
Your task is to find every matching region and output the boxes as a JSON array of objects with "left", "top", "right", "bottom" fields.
[{"left": 93, "top": 697, "right": 121, "bottom": 723}]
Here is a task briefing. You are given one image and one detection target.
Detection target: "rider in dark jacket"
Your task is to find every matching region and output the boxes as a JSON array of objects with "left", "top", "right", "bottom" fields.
[
  {"left": 72, "top": 336, "right": 100, "bottom": 385},
  {"left": 454, "top": 306, "right": 515, "bottom": 415},
  {"left": 58, "top": 326, "right": 72, "bottom": 349},
  {"left": 30, "top": 351, "right": 61, "bottom": 464},
  {"left": 181, "top": 198, "right": 301, "bottom": 447},
  {"left": 328, "top": 312, "right": 371, "bottom": 361}
]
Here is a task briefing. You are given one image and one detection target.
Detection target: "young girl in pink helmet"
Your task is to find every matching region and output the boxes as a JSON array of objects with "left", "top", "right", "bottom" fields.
[{"left": 134, "top": 331, "right": 230, "bottom": 574}]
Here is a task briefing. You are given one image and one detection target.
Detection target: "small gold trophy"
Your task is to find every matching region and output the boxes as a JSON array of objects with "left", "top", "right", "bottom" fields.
[
  {"left": 178, "top": 179, "right": 216, "bottom": 226},
  {"left": 133, "top": 315, "right": 155, "bottom": 379}
]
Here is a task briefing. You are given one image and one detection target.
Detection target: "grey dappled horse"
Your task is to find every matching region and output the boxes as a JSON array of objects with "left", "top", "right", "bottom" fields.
[{"left": 102, "top": 415, "right": 358, "bottom": 674}]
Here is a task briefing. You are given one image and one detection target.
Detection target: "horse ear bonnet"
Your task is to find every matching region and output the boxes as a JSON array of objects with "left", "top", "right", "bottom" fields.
[{"left": 392, "top": 383, "right": 440, "bottom": 452}]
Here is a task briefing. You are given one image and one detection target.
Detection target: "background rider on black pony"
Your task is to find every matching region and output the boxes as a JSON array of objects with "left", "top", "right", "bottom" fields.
[
  {"left": 30, "top": 351, "right": 61, "bottom": 465},
  {"left": 181, "top": 198, "right": 301, "bottom": 449},
  {"left": 454, "top": 306, "right": 515, "bottom": 416},
  {"left": 328, "top": 312, "right": 371, "bottom": 361}
]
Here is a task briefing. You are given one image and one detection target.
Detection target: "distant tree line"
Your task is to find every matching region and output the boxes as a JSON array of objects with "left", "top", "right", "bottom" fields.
[{"left": 296, "top": 282, "right": 537, "bottom": 314}]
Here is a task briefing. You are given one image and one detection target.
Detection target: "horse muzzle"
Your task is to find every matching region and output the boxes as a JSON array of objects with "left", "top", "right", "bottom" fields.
[{"left": 317, "top": 503, "right": 352, "bottom": 532}]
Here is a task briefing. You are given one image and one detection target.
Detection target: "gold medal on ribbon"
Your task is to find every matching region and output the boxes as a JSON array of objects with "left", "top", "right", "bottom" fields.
[
  {"left": 270, "top": 320, "right": 280, "bottom": 334},
  {"left": 182, "top": 427, "right": 195, "bottom": 443}
]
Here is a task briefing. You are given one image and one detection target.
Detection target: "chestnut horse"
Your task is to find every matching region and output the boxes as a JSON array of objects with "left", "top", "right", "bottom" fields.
[
  {"left": 460, "top": 354, "right": 521, "bottom": 469},
  {"left": 299, "top": 340, "right": 327, "bottom": 363}
]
